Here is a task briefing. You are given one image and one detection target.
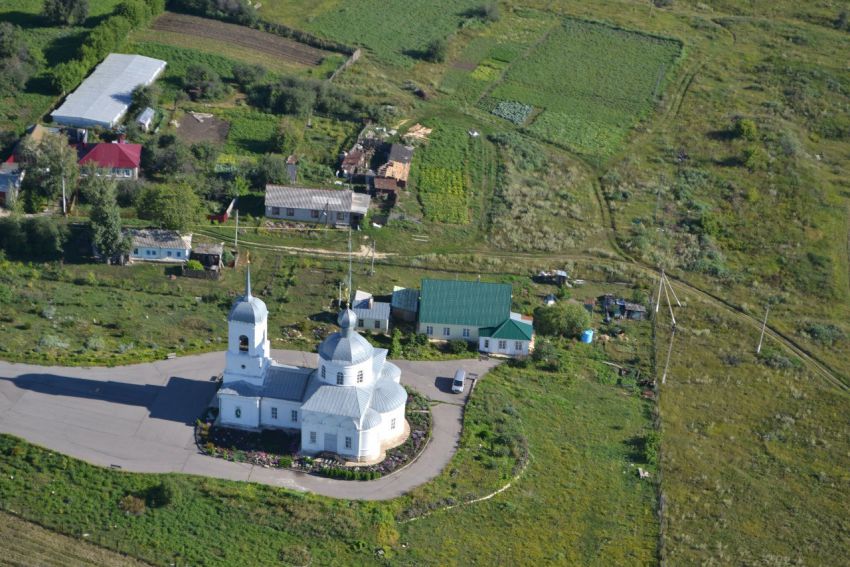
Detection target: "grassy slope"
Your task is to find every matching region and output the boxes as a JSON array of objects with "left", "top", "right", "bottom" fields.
[{"left": 0, "top": 511, "right": 153, "bottom": 567}]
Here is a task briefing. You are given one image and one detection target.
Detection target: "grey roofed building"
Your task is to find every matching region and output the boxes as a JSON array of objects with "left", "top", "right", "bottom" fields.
[
  {"left": 301, "top": 379, "right": 373, "bottom": 419},
  {"left": 125, "top": 228, "right": 192, "bottom": 250},
  {"left": 388, "top": 143, "right": 413, "bottom": 164},
  {"left": 51, "top": 54, "right": 167, "bottom": 129},
  {"left": 353, "top": 300, "right": 390, "bottom": 323},
  {"left": 265, "top": 185, "right": 370, "bottom": 214},
  {"left": 391, "top": 287, "right": 419, "bottom": 312},
  {"left": 263, "top": 365, "right": 312, "bottom": 401},
  {"left": 136, "top": 106, "right": 155, "bottom": 131}
]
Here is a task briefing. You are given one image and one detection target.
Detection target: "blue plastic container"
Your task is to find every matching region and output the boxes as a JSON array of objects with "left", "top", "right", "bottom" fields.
[{"left": 580, "top": 329, "right": 594, "bottom": 344}]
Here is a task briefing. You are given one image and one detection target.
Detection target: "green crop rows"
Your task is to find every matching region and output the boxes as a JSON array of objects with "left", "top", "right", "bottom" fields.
[
  {"left": 303, "top": 0, "right": 482, "bottom": 67},
  {"left": 491, "top": 18, "right": 682, "bottom": 158},
  {"left": 410, "top": 121, "right": 474, "bottom": 224}
]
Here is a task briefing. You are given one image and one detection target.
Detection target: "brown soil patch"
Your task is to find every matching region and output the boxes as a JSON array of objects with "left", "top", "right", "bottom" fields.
[
  {"left": 451, "top": 60, "right": 478, "bottom": 71},
  {"left": 151, "top": 12, "right": 331, "bottom": 66},
  {"left": 174, "top": 112, "right": 230, "bottom": 145}
]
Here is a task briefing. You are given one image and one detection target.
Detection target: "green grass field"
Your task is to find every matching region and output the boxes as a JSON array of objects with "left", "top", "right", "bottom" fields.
[
  {"left": 300, "top": 0, "right": 484, "bottom": 67},
  {"left": 490, "top": 18, "right": 681, "bottom": 158}
]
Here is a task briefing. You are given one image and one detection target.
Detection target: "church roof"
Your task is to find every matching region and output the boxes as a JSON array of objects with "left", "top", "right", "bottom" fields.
[
  {"left": 301, "top": 381, "right": 372, "bottom": 419},
  {"left": 219, "top": 380, "right": 262, "bottom": 397},
  {"left": 228, "top": 266, "right": 268, "bottom": 324},
  {"left": 318, "top": 309, "right": 374, "bottom": 365},
  {"left": 370, "top": 379, "right": 407, "bottom": 412},
  {"left": 263, "top": 365, "right": 312, "bottom": 401}
]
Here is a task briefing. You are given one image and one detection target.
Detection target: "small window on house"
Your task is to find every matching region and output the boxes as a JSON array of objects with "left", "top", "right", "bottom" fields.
[
  {"left": 515, "top": 341, "right": 523, "bottom": 351},
  {"left": 443, "top": 327, "right": 450, "bottom": 337},
  {"left": 311, "top": 209, "right": 320, "bottom": 218},
  {"left": 336, "top": 212, "right": 345, "bottom": 220},
  {"left": 484, "top": 339, "right": 490, "bottom": 349},
  {"left": 391, "top": 417, "right": 397, "bottom": 430},
  {"left": 286, "top": 208, "right": 294, "bottom": 216},
  {"left": 345, "top": 436, "right": 352, "bottom": 449},
  {"left": 310, "top": 431, "right": 316, "bottom": 444},
  {"left": 167, "top": 251, "right": 172, "bottom": 257},
  {"left": 133, "top": 248, "right": 138, "bottom": 254},
  {"left": 272, "top": 207, "right": 280, "bottom": 216},
  {"left": 336, "top": 372, "right": 344, "bottom": 385},
  {"left": 125, "top": 169, "right": 132, "bottom": 177},
  {"left": 358, "top": 319, "right": 364, "bottom": 327},
  {"left": 357, "top": 370, "right": 363, "bottom": 383},
  {"left": 235, "top": 407, "right": 241, "bottom": 418},
  {"left": 321, "top": 366, "right": 326, "bottom": 379},
  {"left": 462, "top": 328, "right": 470, "bottom": 337},
  {"left": 426, "top": 326, "right": 433, "bottom": 335},
  {"left": 498, "top": 340, "right": 507, "bottom": 350},
  {"left": 374, "top": 320, "right": 380, "bottom": 329},
  {"left": 239, "top": 335, "right": 249, "bottom": 352},
  {"left": 176, "top": 251, "right": 181, "bottom": 257},
  {"left": 291, "top": 410, "right": 297, "bottom": 422},
  {"left": 271, "top": 407, "right": 278, "bottom": 420}
]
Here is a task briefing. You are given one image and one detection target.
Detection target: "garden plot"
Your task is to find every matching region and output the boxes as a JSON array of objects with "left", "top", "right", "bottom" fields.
[
  {"left": 490, "top": 18, "right": 682, "bottom": 158},
  {"left": 173, "top": 112, "right": 230, "bottom": 145}
]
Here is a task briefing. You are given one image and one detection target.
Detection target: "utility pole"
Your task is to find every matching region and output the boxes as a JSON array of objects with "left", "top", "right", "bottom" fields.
[
  {"left": 234, "top": 209, "right": 239, "bottom": 251},
  {"left": 655, "top": 270, "right": 665, "bottom": 314},
  {"left": 346, "top": 228, "right": 353, "bottom": 307},
  {"left": 369, "top": 240, "right": 375, "bottom": 276},
  {"left": 756, "top": 304, "right": 770, "bottom": 354}
]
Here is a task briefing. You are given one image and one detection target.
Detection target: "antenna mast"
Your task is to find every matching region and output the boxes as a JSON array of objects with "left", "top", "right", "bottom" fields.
[{"left": 347, "top": 228, "right": 353, "bottom": 306}]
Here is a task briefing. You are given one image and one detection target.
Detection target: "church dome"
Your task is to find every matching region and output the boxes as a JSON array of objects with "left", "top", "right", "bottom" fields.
[
  {"left": 358, "top": 408, "right": 382, "bottom": 430},
  {"left": 318, "top": 309, "right": 374, "bottom": 365},
  {"left": 228, "top": 265, "right": 268, "bottom": 324},
  {"left": 229, "top": 295, "right": 268, "bottom": 324}
]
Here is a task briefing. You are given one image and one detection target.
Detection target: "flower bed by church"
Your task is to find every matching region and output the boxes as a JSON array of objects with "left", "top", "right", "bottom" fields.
[{"left": 195, "top": 388, "right": 432, "bottom": 480}]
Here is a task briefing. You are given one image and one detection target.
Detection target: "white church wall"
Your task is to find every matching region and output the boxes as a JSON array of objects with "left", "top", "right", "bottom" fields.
[
  {"left": 378, "top": 405, "right": 406, "bottom": 444},
  {"left": 317, "top": 357, "right": 375, "bottom": 387},
  {"left": 219, "top": 395, "right": 260, "bottom": 429},
  {"left": 259, "top": 399, "right": 302, "bottom": 429}
]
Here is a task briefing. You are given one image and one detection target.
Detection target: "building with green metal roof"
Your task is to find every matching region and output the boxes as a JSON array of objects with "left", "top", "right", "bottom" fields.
[{"left": 417, "top": 279, "right": 534, "bottom": 357}]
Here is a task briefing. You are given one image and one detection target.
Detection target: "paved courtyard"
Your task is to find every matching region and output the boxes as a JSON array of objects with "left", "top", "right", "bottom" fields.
[{"left": 0, "top": 351, "right": 499, "bottom": 500}]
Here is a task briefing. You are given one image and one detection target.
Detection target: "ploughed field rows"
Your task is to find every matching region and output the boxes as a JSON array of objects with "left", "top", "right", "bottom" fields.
[{"left": 151, "top": 13, "right": 330, "bottom": 66}]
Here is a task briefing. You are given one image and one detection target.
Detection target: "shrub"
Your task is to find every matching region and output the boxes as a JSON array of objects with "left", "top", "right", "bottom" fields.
[
  {"left": 423, "top": 38, "right": 448, "bottom": 63},
  {"left": 644, "top": 431, "right": 660, "bottom": 465},
  {"left": 533, "top": 303, "right": 590, "bottom": 338},
  {"left": 448, "top": 340, "right": 469, "bottom": 354},
  {"left": 118, "top": 494, "right": 146, "bottom": 516},
  {"left": 734, "top": 117, "right": 759, "bottom": 140},
  {"left": 186, "top": 259, "right": 204, "bottom": 271},
  {"left": 278, "top": 545, "right": 310, "bottom": 566},
  {"left": 84, "top": 336, "right": 106, "bottom": 351},
  {"left": 800, "top": 323, "right": 845, "bottom": 346},
  {"left": 146, "top": 479, "right": 176, "bottom": 508}
]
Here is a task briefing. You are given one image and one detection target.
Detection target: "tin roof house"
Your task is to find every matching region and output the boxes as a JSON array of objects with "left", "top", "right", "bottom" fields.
[
  {"left": 417, "top": 278, "right": 534, "bottom": 357},
  {"left": 264, "top": 185, "right": 370, "bottom": 228}
]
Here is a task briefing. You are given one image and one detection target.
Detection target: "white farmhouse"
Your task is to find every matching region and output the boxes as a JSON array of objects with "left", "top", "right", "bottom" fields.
[
  {"left": 125, "top": 229, "right": 192, "bottom": 262},
  {"left": 217, "top": 269, "right": 408, "bottom": 462}
]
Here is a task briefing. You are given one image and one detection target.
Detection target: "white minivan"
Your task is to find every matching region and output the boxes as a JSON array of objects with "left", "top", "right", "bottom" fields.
[{"left": 451, "top": 369, "right": 466, "bottom": 394}]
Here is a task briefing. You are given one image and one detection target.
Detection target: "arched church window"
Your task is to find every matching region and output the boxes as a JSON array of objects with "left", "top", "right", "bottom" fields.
[
  {"left": 357, "top": 370, "right": 363, "bottom": 383},
  {"left": 336, "top": 372, "right": 344, "bottom": 385},
  {"left": 239, "top": 335, "right": 249, "bottom": 352},
  {"left": 321, "top": 366, "right": 326, "bottom": 379},
  {"left": 235, "top": 407, "right": 242, "bottom": 418}
]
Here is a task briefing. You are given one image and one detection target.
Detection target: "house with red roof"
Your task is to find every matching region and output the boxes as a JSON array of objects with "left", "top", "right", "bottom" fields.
[{"left": 77, "top": 142, "right": 142, "bottom": 179}]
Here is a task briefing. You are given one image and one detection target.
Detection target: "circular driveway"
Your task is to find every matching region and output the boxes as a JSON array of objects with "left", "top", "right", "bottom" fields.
[{"left": 0, "top": 351, "right": 499, "bottom": 500}]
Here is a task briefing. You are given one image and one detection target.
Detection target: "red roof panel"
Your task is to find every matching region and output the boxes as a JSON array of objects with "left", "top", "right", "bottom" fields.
[{"left": 78, "top": 143, "right": 141, "bottom": 169}]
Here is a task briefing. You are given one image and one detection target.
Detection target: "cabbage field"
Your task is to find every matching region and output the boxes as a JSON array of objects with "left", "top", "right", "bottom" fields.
[{"left": 491, "top": 18, "right": 682, "bottom": 158}]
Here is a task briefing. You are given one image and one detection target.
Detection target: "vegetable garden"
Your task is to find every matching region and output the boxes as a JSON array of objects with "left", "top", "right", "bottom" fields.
[{"left": 491, "top": 18, "right": 682, "bottom": 158}]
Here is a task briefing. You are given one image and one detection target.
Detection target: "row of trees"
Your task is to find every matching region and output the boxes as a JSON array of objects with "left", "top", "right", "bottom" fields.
[{"left": 50, "top": 0, "right": 164, "bottom": 93}]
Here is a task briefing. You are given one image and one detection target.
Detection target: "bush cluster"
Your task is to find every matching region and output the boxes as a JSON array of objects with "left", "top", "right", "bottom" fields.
[
  {"left": 320, "top": 467, "right": 382, "bottom": 481},
  {"left": 0, "top": 217, "right": 67, "bottom": 261}
]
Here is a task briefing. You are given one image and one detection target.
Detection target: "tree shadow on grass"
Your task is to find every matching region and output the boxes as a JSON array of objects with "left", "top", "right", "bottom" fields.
[
  {"left": 0, "top": 10, "right": 46, "bottom": 27},
  {"left": 624, "top": 434, "right": 649, "bottom": 464}
]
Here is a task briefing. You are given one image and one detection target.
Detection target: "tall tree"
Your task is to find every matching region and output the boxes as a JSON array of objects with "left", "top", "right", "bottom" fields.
[
  {"left": 533, "top": 302, "right": 591, "bottom": 339},
  {"left": 136, "top": 182, "right": 201, "bottom": 232},
  {"left": 19, "top": 131, "right": 79, "bottom": 213},
  {"left": 43, "top": 0, "right": 89, "bottom": 26},
  {"left": 82, "top": 175, "right": 129, "bottom": 261}
]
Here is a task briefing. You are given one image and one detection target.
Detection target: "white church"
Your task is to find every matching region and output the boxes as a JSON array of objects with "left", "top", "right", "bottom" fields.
[{"left": 216, "top": 268, "right": 408, "bottom": 462}]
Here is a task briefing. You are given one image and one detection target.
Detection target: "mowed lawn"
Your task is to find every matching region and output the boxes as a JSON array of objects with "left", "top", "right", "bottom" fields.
[{"left": 489, "top": 18, "right": 682, "bottom": 158}]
